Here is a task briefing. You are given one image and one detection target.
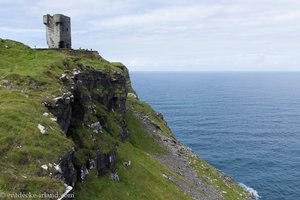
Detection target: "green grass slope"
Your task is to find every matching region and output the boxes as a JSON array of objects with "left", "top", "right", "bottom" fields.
[
  {"left": 0, "top": 40, "right": 122, "bottom": 196},
  {"left": 75, "top": 112, "right": 192, "bottom": 200},
  {"left": 0, "top": 39, "right": 252, "bottom": 200}
]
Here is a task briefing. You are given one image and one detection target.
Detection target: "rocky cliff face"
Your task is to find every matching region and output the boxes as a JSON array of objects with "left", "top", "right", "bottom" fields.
[{"left": 44, "top": 61, "right": 131, "bottom": 197}]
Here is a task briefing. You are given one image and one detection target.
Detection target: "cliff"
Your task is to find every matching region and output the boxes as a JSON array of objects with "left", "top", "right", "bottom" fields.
[{"left": 0, "top": 39, "right": 255, "bottom": 200}]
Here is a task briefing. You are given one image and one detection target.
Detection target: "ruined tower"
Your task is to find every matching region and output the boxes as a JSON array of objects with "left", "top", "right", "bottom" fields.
[{"left": 43, "top": 14, "right": 71, "bottom": 48}]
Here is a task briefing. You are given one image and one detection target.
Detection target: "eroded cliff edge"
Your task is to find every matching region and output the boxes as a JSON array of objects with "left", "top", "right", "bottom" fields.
[{"left": 0, "top": 40, "right": 255, "bottom": 200}]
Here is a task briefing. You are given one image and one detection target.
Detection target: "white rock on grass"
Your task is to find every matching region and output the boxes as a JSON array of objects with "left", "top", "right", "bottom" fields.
[
  {"left": 43, "top": 112, "right": 49, "bottom": 117},
  {"left": 123, "top": 160, "right": 131, "bottom": 167},
  {"left": 38, "top": 124, "right": 47, "bottom": 134},
  {"left": 162, "top": 173, "right": 172, "bottom": 181},
  {"left": 72, "top": 70, "right": 81, "bottom": 76},
  {"left": 54, "top": 96, "right": 63, "bottom": 102},
  {"left": 60, "top": 74, "right": 67, "bottom": 81},
  {"left": 50, "top": 117, "right": 57, "bottom": 122},
  {"left": 41, "top": 164, "right": 48, "bottom": 170},
  {"left": 54, "top": 164, "right": 62, "bottom": 173},
  {"left": 127, "top": 93, "right": 137, "bottom": 99}
]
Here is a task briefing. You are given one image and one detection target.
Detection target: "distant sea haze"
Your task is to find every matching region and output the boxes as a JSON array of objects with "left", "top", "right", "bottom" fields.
[{"left": 131, "top": 72, "right": 300, "bottom": 200}]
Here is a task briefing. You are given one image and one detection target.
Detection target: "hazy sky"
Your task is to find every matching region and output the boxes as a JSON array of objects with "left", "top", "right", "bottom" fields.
[{"left": 1, "top": 0, "right": 300, "bottom": 71}]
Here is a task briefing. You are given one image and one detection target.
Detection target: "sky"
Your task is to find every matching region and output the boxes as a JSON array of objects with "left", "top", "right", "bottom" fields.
[{"left": 0, "top": 0, "right": 300, "bottom": 71}]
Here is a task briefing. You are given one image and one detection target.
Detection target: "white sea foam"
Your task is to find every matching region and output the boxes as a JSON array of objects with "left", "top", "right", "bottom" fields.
[{"left": 239, "top": 183, "right": 260, "bottom": 200}]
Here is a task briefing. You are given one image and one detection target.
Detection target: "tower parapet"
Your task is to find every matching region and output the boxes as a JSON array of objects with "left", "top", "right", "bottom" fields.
[{"left": 43, "top": 14, "right": 71, "bottom": 49}]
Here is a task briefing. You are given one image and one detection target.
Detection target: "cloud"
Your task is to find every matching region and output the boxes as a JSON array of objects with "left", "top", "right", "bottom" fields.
[
  {"left": 91, "top": 4, "right": 221, "bottom": 29},
  {"left": 89, "top": 1, "right": 300, "bottom": 29},
  {"left": 29, "top": 0, "right": 138, "bottom": 18},
  {"left": 0, "top": 27, "right": 43, "bottom": 33}
]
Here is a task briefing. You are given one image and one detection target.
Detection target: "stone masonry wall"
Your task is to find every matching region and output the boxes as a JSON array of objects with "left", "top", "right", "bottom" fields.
[{"left": 43, "top": 14, "right": 71, "bottom": 48}]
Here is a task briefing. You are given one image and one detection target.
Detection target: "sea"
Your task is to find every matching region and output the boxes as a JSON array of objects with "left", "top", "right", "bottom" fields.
[{"left": 130, "top": 72, "right": 300, "bottom": 200}]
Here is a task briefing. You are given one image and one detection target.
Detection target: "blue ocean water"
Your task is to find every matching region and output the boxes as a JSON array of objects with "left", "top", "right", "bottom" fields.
[{"left": 130, "top": 72, "right": 300, "bottom": 200}]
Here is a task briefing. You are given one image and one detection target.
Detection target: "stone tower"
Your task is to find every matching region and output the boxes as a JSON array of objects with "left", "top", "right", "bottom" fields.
[{"left": 43, "top": 14, "right": 71, "bottom": 48}]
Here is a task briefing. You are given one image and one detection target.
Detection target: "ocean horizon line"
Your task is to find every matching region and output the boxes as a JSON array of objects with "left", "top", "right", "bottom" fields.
[{"left": 130, "top": 70, "right": 300, "bottom": 73}]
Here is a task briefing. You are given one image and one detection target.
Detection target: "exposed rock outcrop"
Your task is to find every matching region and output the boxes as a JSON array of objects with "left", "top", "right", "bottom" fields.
[
  {"left": 44, "top": 61, "right": 129, "bottom": 195},
  {"left": 56, "top": 153, "right": 77, "bottom": 187}
]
